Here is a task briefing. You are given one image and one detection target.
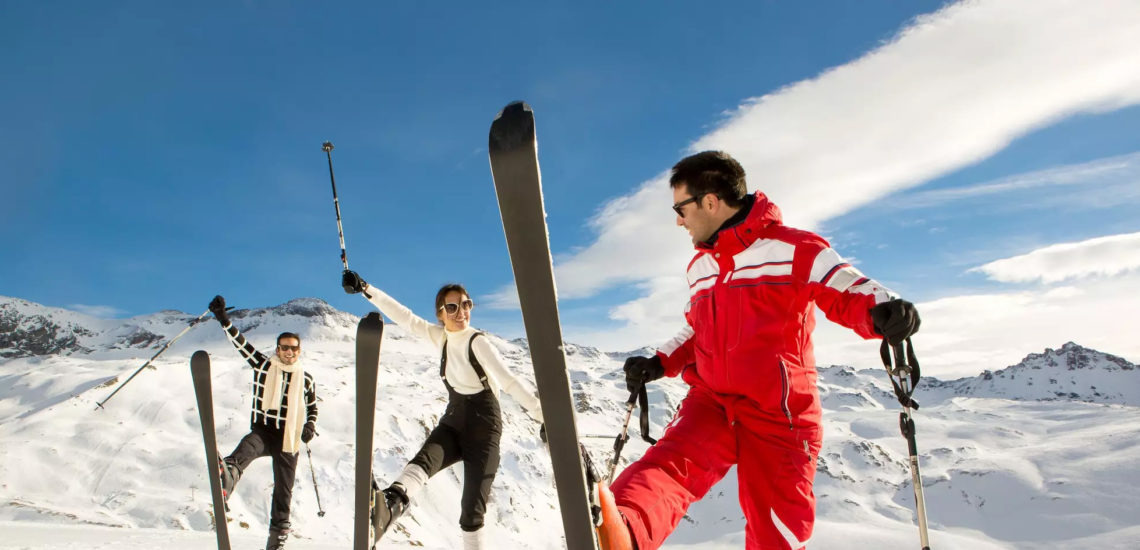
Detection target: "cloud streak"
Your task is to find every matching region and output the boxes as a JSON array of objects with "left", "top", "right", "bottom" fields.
[
  {"left": 807, "top": 233, "right": 1140, "bottom": 376},
  {"left": 687, "top": 0, "right": 1140, "bottom": 229},
  {"left": 67, "top": 304, "right": 127, "bottom": 318},
  {"left": 970, "top": 232, "right": 1140, "bottom": 284},
  {"left": 898, "top": 151, "right": 1140, "bottom": 210},
  {"left": 812, "top": 272, "right": 1140, "bottom": 379}
]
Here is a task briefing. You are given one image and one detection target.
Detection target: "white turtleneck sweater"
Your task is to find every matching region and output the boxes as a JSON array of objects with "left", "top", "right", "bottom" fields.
[{"left": 362, "top": 284, "right": 543, "bottom": 423}]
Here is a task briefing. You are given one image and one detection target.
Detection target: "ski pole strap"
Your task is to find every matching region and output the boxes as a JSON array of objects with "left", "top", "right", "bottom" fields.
[
  {"left": 879, "top": 337, "right": 921, "bottom": 410},
  {"left": 608, "top": 382, "right": 656, "bottom": 483},
  {"left": 637, "top": 383, "right": 657, "bottom": 444}
]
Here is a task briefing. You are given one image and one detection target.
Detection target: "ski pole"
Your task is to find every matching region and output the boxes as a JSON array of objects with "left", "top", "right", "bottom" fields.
[
  {"left": 605, "top": 380, "right": 657, "bottom": 483},
  {"left": 323, "top": 141, "right": 374, "bottom": 299},
  {"left": 305, "top": 444, "right": 326, "bottom": 517},
  {"left": 881, "top": 338, "right": 931, "bottom": 550},
  {"left": 322, "top": 141, "right": 349, "bottom": 271},
  {"left": 95, "top": 308, "right": 218, "bottom": 410}
]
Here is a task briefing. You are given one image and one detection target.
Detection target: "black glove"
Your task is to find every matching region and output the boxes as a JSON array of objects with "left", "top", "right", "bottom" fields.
[
  {"left": 301, "top": 422, "right": 317, "bottom": 443},
  {"left": 623, "top": 355, "right": 664, "bottom": 392},
  {"left": 538, "top": 424, "right": 547, "bottom": 444},
  {"left": 871, "top": 299, "right": 921, "bottom": 345},
  {"left": 342, "top": 270, "right": 366, "bottom": 294},
  {"left": 209, "top": 295, "right": 229, "bottom": 325}
]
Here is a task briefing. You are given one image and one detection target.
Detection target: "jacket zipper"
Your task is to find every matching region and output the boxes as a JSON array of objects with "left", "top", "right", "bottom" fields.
[{"left": 779, "top": 360, "right": 793, "bottom": 430}]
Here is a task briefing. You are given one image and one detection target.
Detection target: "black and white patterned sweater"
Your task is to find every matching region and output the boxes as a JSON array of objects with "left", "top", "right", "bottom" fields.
[{"left": 222, "top": 322, "right": 318, "bottom": 432}]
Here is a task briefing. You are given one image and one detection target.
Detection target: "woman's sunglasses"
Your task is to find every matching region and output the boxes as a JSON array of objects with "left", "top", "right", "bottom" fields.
[{"left": 439, "top": 299, "right": 474, "bottom": 315}]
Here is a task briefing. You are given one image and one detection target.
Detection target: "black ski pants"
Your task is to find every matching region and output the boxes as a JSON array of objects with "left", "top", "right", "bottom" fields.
[
  {"left": 409, "top": 388, "right": 502, "bottom": 532},
  {"left": 225, "top": 423, "right": 298, "bottom": 530}
]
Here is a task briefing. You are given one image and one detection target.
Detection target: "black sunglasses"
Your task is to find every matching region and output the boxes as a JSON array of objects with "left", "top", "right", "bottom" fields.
[
  {"left": 277, "top": 344, "right": 300, "bottom": 352},
  {"left": 439, "top": 299, "right": 474, "bottom": 315},
  {"left": 672, "top": 193, "right": 710, "bottom": 218}
]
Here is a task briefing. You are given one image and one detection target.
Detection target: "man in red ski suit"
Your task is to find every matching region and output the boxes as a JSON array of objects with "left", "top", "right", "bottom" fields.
[{"left": 595, "top": 151, "right": 921, "bottom": 550}]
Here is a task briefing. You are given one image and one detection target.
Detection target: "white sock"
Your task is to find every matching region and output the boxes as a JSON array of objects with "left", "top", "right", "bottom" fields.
[
  {"left": 392, "top": 463, "right": 429, "bottom": 499},
  {"left": 462, "top": 528, "right": 483, "bottom": 550}
]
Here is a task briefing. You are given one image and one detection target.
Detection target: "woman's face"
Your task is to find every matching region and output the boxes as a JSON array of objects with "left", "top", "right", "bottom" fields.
[{"left": 437, "top": 289, "right": 473, "bottom": 331}]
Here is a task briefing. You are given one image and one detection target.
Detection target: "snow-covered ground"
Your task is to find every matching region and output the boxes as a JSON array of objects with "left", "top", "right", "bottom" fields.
[{"left": 2, "top": 296, "right": 1138, "bottom": 549}]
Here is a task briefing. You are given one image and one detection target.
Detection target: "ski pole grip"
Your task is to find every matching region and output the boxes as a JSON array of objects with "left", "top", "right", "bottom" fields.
[
  {"left": 625, "top": 383, "right": 641, "bottom": 406},
  {"left": 892, "top": 341, "right": 909, "bottom": 376}
]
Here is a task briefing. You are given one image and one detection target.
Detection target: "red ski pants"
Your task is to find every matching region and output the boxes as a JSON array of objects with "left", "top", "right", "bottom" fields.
[{"left": 611, "top": 386, "right": 821, "bottom": 550}]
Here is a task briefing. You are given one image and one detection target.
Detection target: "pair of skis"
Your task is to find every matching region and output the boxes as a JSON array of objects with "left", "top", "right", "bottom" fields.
[{"left": 189, "top": 312, "right": 386, "bottom": 550}]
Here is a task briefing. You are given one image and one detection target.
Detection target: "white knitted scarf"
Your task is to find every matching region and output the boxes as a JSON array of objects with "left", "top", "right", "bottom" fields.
[{"left": 262, "top": 355, "right": 305, "bottom": 453}]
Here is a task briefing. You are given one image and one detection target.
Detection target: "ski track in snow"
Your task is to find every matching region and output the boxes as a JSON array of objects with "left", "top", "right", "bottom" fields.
[{"left": 2, "top": 296, "right": 1139, "bottom": 549}]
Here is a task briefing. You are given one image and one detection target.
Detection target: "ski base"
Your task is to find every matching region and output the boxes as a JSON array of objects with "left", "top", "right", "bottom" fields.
[
  {"left": 190, "top": 350, "right": 232, "bottom": 550},
  {"left": 489, "top": 101, "right": 599, "bottom": 550},
  {"left": 354, "top": 312, "right": 385, "bottom": 550}
]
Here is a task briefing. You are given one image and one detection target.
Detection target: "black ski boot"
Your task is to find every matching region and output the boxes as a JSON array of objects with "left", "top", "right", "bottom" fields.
[
  {"left": 370, "top": 480, "right": 409, "bottom": 545},
  {"left": 580, "top": 443, "right": 603, "bottom": 526},
  {"left": 265, "top": 524, "right": 290, "bottom": 550},
  {"left": 218, "top": 457, "right": 241, "bottom": 509}
]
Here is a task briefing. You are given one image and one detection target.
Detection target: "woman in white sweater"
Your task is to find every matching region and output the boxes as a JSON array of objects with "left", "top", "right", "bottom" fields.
[{"left": 341, "top": 270, "right": 543, "bottom": 550}]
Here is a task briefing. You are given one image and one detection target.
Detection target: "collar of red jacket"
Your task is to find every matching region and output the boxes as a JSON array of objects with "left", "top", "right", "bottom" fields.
[{"left": 695, "top": 190, "right": 783, "bottom": 255}]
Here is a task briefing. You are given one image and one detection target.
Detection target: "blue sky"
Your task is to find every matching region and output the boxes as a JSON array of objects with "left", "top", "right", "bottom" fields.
[{"left": 3, "top": 1, "right": 1139, "bottom": 377}]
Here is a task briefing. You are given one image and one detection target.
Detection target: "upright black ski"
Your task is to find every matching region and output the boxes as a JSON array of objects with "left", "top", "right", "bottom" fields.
[
  {"left": 488, "top": 101, "right": 598, "bottom": 550},
  {"left": 190, "top": 350, "right": 232, "bottom": 550},
  {"left": 354, "top": 312, "right": 384, "bottom": 550}
]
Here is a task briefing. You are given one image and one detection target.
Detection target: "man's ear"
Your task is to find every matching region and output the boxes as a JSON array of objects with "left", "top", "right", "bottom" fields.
[{"left": 704, "top": 193, "right": 719, "bottom": 212}]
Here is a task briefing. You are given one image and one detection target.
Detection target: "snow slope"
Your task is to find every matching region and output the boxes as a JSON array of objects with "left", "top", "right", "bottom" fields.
[{"left": 1, "top": 295, "right": 1138, "bottom": 549}]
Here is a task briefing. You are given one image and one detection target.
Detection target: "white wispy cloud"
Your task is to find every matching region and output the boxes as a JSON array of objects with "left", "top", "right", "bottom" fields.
[
  {"left": 899, "top": 151, "right": 1140, "bottom": 209},
  {"left": 687, "top": 0, "right": 1140, "bottom": 229},
  {"left": 812, "top": 272, "right": 1140, "bottom": 379},
  {"left": 809, "top": 235, "right": 1140, "bottom": 376},
  {"left": 491, "top": 0, "right": 1140, "bottom": 368},
  {"left": 67, "top": 304, "right": 127, "bottom": 318},
  {"left": 969, "top": 232, "right": 1140, "bottom": 284}
]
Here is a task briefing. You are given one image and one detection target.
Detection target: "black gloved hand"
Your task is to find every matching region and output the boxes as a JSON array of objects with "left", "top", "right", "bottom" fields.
[
  {"left": 342, "top": 270, "right": 366, "bottom": 294},
  {"left": 538, "top": 423, "right": 547, "bottom": 444},
  {"left": 871, "top": 299, "right": 921, "bottom": 345},
  {"left": 623, "top": 355, "right": 664, "bottom": 392},
  {"left": 301, "top": 422, "right": 317, "bottom": 443},
  {"left": 209, "top": 295, "right": 229, "bottom": 325}
]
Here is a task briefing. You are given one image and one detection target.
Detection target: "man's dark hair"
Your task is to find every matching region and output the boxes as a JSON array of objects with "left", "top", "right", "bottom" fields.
[
  {"left": 435, "top": 283, "right": 470, "bottom": 318},
  {"left": 277, "top": 332, "right": 302, "bottom": 346},
  {"left": 669, "top": 151, "right": 748, "bottom": 207}
]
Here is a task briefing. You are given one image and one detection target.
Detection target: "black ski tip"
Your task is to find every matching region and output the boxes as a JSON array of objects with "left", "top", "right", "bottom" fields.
[
  {"left": 322, "top": 141, "right": 334, "bottom": 152},
  {"left": 489, "top": 101, "right": 536, "bottom": 154},
  {"left": 359, "top": 311, "right": 384, "bottom": 330},
  {"left": 190, "top": 350, "right": 210, "bottom": 375}
]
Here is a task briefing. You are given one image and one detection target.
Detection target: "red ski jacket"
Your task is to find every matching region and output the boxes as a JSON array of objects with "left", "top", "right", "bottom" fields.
[{"left": 657, "top": 191, "right": 895, "bottom": 431}]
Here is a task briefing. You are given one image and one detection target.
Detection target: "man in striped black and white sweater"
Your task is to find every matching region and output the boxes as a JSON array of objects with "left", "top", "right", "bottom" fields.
[{"left": 209, "top": 295, "right": 318, "bottom": 550}]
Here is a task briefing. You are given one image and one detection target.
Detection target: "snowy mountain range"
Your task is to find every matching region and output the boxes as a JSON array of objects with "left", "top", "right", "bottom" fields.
[{"left": 1, "top": 295, "right": 1138, "bottom": 549}]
